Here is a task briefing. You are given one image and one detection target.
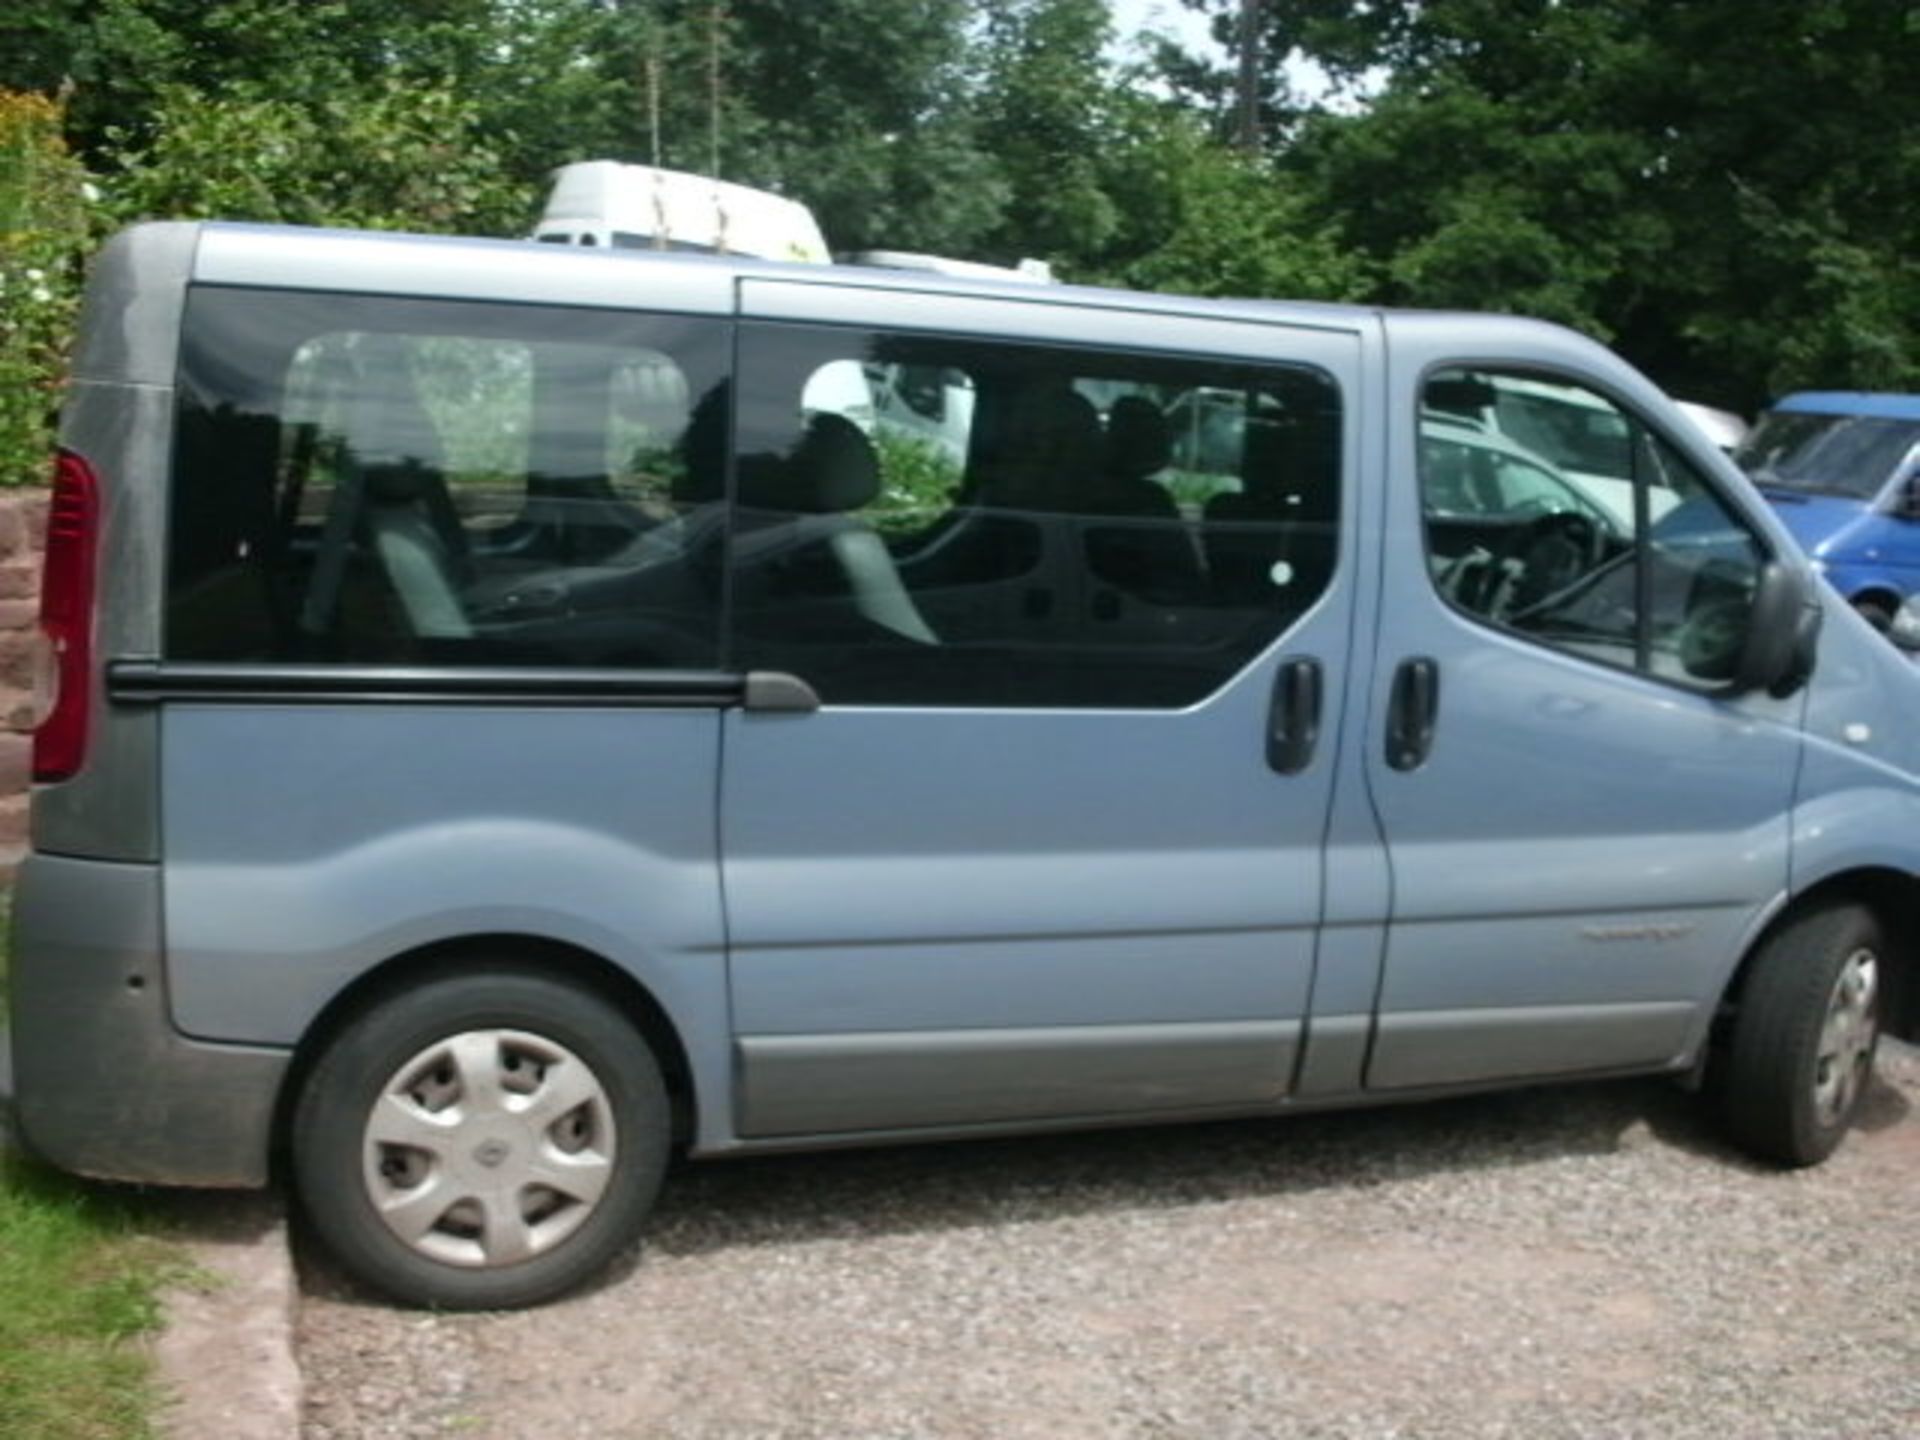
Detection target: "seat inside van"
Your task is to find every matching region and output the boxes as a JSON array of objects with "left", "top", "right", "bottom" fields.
[{"left": 303, "top": 337, "right": 474, "bottom": 642}]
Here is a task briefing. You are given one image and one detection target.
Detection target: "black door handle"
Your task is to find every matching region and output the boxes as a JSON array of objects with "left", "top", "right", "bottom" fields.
[
  {"left": 1386, "top": 657, "right": 1439, "bottom": 771},
  {"left": 1267, "top": 656, "right": 1323, "bottom": 774}
]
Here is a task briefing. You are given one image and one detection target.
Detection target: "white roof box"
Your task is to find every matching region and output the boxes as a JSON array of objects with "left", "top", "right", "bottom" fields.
[
  {"left": 846, "top": 249, "right": 1056, "bottom": 284},
  {"left": 531, "top": 160, "right": 830, "bottom": 264}
]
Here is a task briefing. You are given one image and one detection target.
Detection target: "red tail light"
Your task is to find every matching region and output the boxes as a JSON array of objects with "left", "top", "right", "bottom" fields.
[{"left": 32, "top": 449, "right": 102, "bottom": 784}]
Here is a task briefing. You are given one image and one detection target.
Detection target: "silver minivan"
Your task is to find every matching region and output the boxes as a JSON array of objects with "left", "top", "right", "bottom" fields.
[{"left": 8, "top": 222, "right": 1915, "bottom": 1308}]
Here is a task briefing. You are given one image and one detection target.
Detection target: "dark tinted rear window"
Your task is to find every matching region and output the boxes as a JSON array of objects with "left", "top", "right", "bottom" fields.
[{"left": 168, "top": 287, "right": 729, "bottom": 668}]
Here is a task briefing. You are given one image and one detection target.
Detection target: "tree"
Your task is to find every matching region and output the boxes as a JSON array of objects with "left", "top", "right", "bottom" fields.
[
  {"left": 0, "top": 89, "right": 92, "bottom": 486},
  {"left": 1086, "top": 103, "right": 1370, "bottom": 300},
  {"left": 106, "top": 81, "right": 528, "bottom": 235},
  {"left": 2, "top": 0, "right": 663, "bottom": 198},
  {"left": 647, "top": 0, "right": 1007, "bottom": 254},
  {"left": 971, "top": 0, "right": 1121, "bottom": 262},
  {"left": 1182, "top": 0, "right": 1920, "bottom": 404}
]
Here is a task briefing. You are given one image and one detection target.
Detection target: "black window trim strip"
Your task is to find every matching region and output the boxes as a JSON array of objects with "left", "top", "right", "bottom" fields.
[{"left": 107, "top": 660, "right": 750, "bottom": 709}]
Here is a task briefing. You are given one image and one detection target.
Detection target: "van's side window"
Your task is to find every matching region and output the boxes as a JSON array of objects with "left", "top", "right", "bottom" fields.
[
  {"left": 1420, "top": 367, "right": 1767, "bottom": 687},
  {"left": 167, "top": 288, "right": 729, "bottom": 668},
  {"left": 730, "top": 322, "right": 1343, "bottom": 707}
]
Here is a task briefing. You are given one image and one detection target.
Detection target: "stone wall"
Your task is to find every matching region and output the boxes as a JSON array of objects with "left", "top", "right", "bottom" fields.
[{"left": 0, "top": 490, "right": 48, "bottom": 874}]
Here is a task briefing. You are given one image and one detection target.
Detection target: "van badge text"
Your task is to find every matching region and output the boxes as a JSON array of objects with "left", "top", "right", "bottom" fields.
[{"left": 1581, "top": 922, "right": 1696, "bottom": 943}]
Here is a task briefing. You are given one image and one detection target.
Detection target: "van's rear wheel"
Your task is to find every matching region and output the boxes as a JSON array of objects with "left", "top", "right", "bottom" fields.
[
  {"left": 293, "top": 967, "right": 670, "bottom": 1309},
  {"left": 1719, "top": 903, "right": 1882, "bottom": 1167}
]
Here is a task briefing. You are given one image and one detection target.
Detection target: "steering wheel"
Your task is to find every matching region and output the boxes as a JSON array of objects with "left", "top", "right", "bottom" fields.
[{"left": 1479, "top": 511, "right": 1603, "bottom": 620}]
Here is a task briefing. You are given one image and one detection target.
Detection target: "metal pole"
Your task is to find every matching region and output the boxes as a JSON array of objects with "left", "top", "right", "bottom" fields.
[
  {"left": 647, "top": 35, "right": 662, "bottom": 168},
  {"left": 1237, "top": 0, "right": 1262, "bottom": 152},
  {"left": 708, "top": 3, "right": 723, "bottom": 177}
]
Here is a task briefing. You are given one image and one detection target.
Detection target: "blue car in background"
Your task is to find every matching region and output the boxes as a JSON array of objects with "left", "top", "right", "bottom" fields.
[{"left": 1735, "top": 391, "right": 1920, "bottom": 628}]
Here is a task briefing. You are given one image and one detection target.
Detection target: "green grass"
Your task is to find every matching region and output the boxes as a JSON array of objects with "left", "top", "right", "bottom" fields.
[{"left": 0, "top": 901, "right": 180, "bottom": 1440}]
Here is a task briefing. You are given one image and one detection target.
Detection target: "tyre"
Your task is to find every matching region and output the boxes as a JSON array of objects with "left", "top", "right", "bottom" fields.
[
  {"left": 1719, "top": 903, "right": 1883, "bottom": 1167},
  {"left": 292, "top": 965, "right": 671, "bottom": 1309}
]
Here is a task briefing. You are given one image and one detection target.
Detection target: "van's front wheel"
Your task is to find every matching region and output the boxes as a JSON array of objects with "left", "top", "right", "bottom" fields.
[
  {"left": 1720, "top": 903, "right": 1883, "bottom": 1167},
  {"left": 293, "top": 967, "right": 670, "bottom": 1309}
]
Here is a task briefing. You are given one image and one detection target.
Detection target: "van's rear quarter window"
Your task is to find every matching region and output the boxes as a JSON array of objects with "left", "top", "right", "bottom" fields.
[{"left": 167, "top": 286, "right": 730, "bottom": 669}]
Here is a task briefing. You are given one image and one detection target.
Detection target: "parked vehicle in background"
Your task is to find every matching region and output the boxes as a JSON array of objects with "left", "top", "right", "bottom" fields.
[
  {"left": 1675, "top": 400, "right": 1749, "bottom": 454},
  {"left": 844, "top": 248, "right": 1055, "bottom": 284},
  {"left": 1425, "top": 377, "right": 1747, "bottom": 529},
  {"left": 1734, "top": 391, "right": 1920, "bottom": 629},
  {"left": 10, "top": 221, "right": 1918, "bottom": 1315},
  {"left": 531, "top": 160, "right": 831, "bottom": 263},
  {"left": 1425, "top": 371, "right": 1657, "bottom": 529}
]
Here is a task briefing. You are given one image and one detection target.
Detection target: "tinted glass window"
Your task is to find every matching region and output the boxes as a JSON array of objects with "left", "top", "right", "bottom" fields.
[
  {"left": 730, "top": 323, "right": 1342, "bottom": 708},
  {"left": 168, "top": 288, "right": 728, "bottom": 668},
  {"left": 1421, "top": 368, "right": 1766, "bottom": 689}
]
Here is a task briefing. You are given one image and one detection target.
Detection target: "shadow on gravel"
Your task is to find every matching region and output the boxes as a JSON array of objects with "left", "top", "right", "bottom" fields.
[
  {"left": 637, "top": 1075, "right": 1750, "bottom": 1259},
  {"left": 1854, "top": 1063, "right": 1914, "bottom": 1133},
  {"left": 296, "top": 1049, "right": 1920, "bottom": 1307}
]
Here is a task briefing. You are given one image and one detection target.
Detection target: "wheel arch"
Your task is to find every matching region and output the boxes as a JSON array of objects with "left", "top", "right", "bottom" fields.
[
  {"left": 1721, "top": 868, "right": 1920, "bottom": 1043},
  {"left": 1843, "top": 585, "right": 1903, "bottom": 626},
  {"left": 271, "top": 933, "right": 702, "bottom": 1172}
]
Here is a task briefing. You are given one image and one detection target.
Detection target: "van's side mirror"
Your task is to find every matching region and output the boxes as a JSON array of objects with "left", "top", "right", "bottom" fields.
[{"left": 1732, "top": 561, "right": 1818, "bottom": 698}]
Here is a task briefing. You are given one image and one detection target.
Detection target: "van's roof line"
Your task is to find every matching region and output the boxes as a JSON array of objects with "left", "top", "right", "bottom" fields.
[{"left": 173, "top": 220, "right": 1596, "bottom": 351}]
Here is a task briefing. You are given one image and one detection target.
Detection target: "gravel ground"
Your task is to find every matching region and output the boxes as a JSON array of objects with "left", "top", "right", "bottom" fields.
[{"left": 299, "top": 1038, "right": 1920, "bottom": 1439}]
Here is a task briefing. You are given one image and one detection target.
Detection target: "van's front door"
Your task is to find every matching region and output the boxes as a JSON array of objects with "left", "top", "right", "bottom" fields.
[
  {"left": 1363, "top": 330, "right": 1802, "bottom": 1091},
  {"left": 719, "top": 282, "right": 1363, "bottom": 1138}
]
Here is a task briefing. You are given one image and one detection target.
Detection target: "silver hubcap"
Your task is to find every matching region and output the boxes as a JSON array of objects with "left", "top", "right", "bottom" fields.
[
  {"left": 362, "top": 1029, "right": 616, "bottom": 1269},
  {"left": 1813, "top": 949, "right": 1879, "bottom": 1128}
]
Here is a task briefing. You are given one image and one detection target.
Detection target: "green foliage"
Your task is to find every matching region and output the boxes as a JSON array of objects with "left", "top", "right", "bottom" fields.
[
  {"left": 870, "top": 428, "right": 965, "bottom": 527},
  {"left": 4, "top": 0, "right": 1917, "bottom": 413},
  {"left": 1200, "top": 0, "right": 1920, "bottom": 404},
  {"left": 687, "top": 0, "right": 1010, "bottom": 254},
  {"left": 1102, "top": 113, "right": 1370, "bottom": 301},
  {"left": 1162, "top": 467, "right": 1239, "bottom": 511},
  {"left": 973, "top": 0, "right": 1122, "bottom": 261},
  {"left": 105, "top": 81, "right": 528, "bottom": 235},
  {"left": 0, "top": 89, "right": 91, "bottom": 488},
  {"left": 1699, "top": 219, "right": 1919, "bottom": 398},
  {"left": 0, "top": 1147, "right": 177, "bottom": 1440}
]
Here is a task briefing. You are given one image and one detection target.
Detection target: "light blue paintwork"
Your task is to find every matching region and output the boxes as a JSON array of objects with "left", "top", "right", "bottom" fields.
[
  {"left": 1789, "top": 601, "right": 1920, "bottom": 884},
  {"left": 1363, "top": 316, "right": 1810, "bottom": 1087},
  {"left": 719, "top": 281, "right": 1366, "bottom": 1134},
  {"left": 158, "top": 705, "right": 740, "bottom": 1148},
  {"left": 16, "top": 220, "right": 1920, "bottom": 1189}
]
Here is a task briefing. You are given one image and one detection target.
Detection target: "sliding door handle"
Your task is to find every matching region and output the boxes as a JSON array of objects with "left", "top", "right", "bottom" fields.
[
  {"left": 1267, "top": 656, "right": 1323, "bottom": 775},
  {"left": 1386, "top": 657, "right": 1439, "bottom": 771}
]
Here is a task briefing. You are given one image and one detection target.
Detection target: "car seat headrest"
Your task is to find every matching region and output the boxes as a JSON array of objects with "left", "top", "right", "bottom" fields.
[
  {"left": 1106, "top": 395, "right": 1172, "bottom": 478},
  {"left": 740, "top": 412, "right": 880, "bottom": 514}
]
